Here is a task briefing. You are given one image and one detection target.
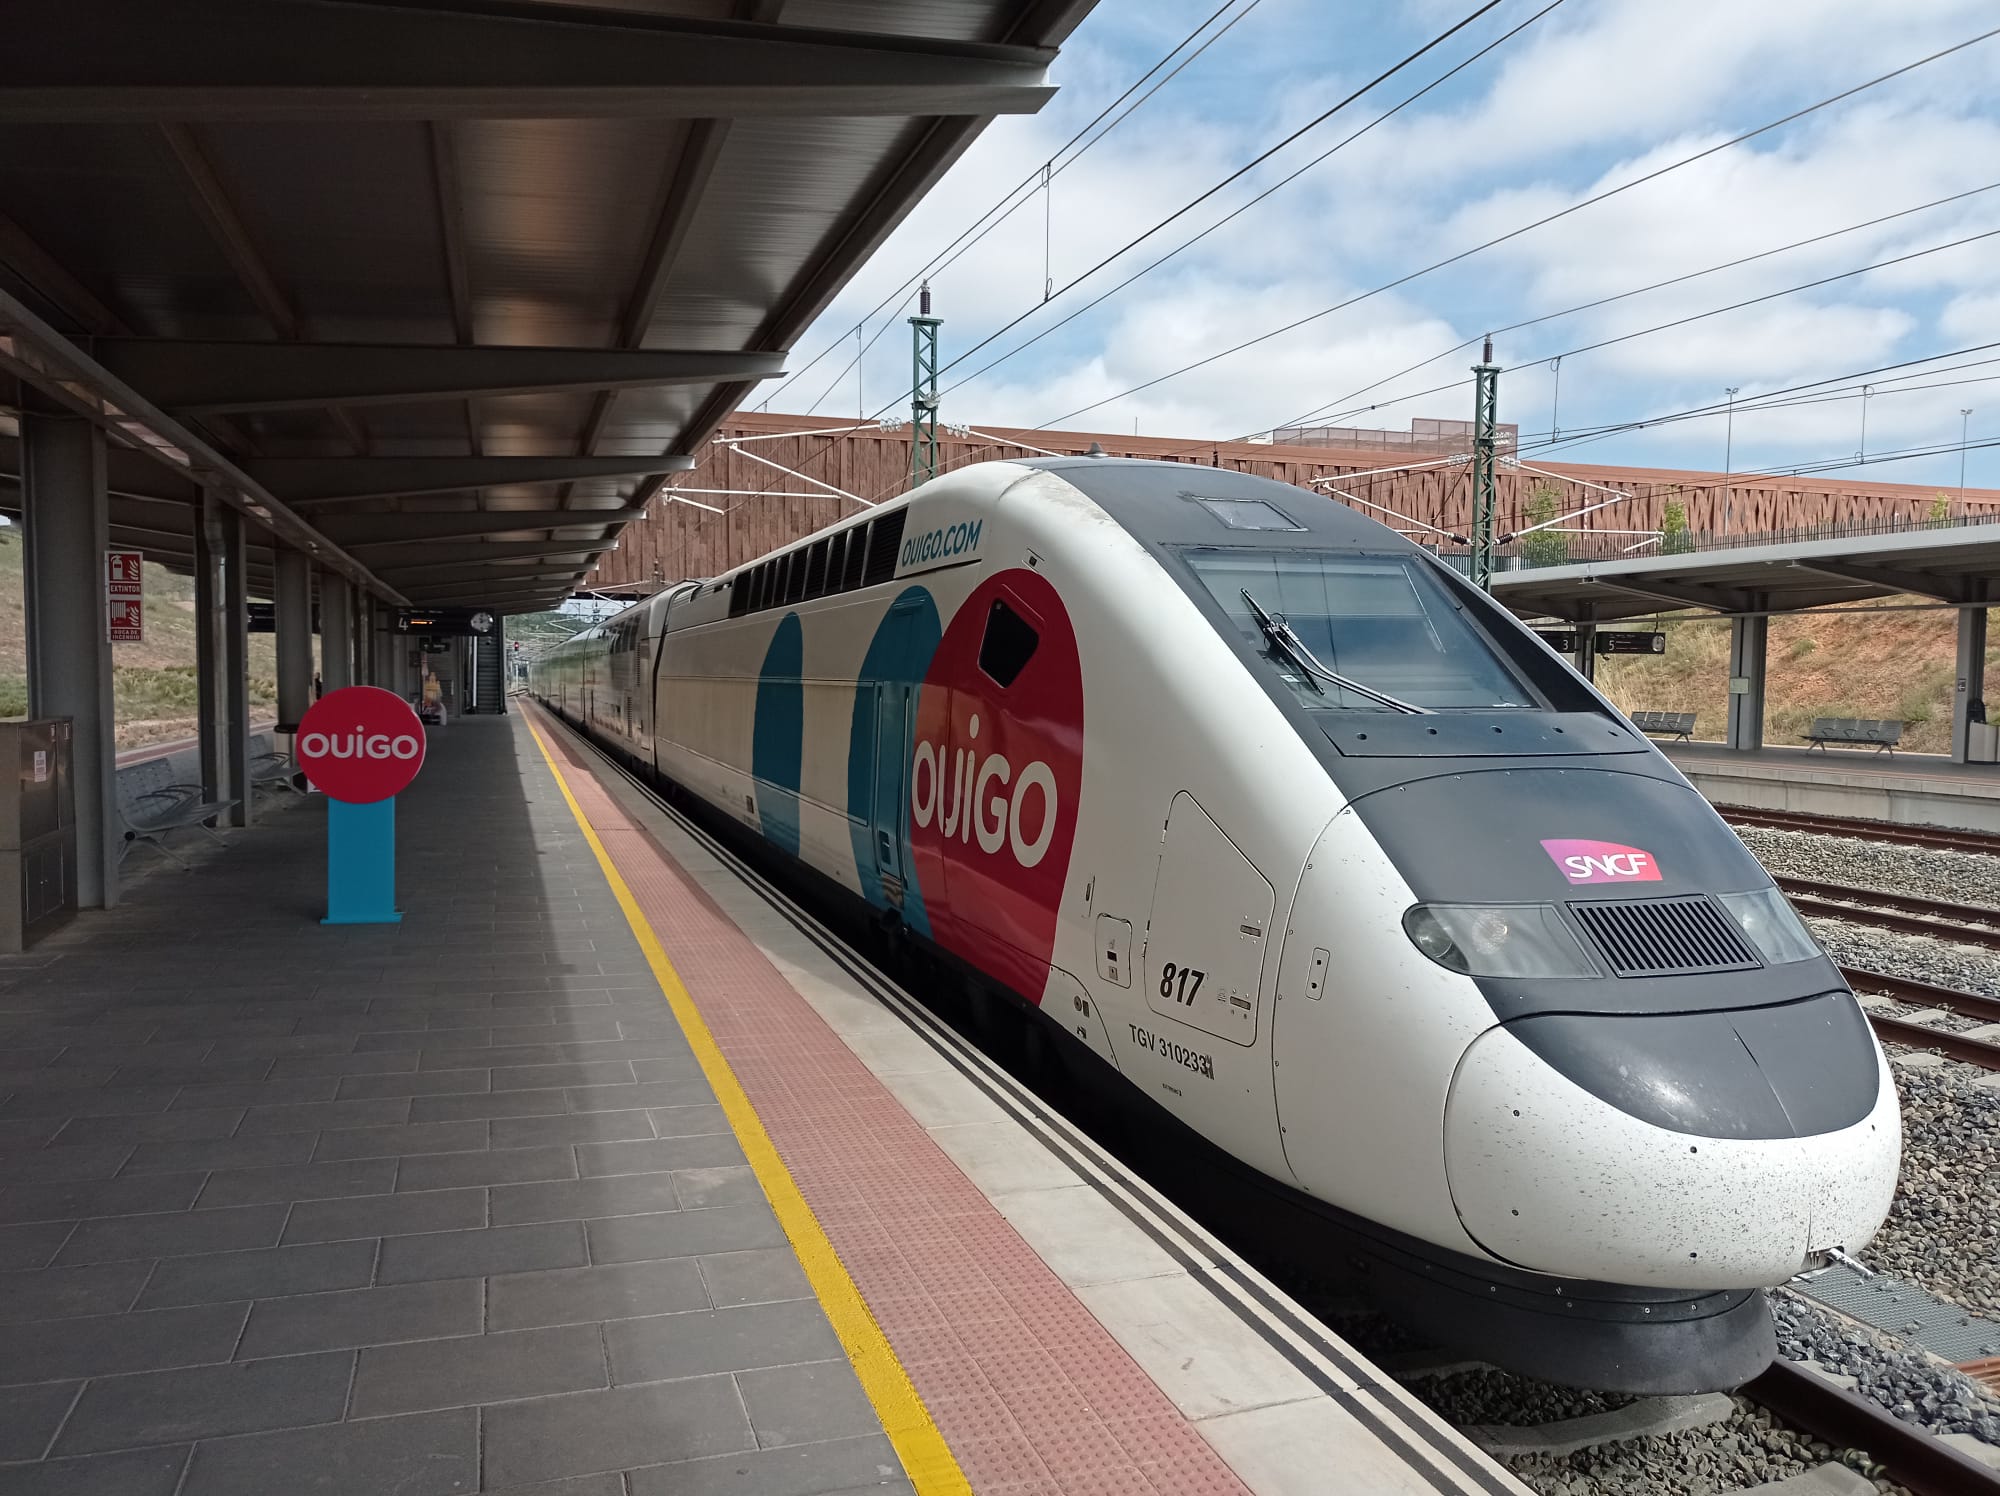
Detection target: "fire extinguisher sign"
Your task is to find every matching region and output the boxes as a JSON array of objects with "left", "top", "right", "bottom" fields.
[{"left": 106, "top": 550, "right": 143, "bottom": 643}]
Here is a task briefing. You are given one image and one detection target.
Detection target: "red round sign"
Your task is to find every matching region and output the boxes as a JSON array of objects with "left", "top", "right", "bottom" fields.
[{"left": 296, "top": 686, "right": 426, "bottom": 804}]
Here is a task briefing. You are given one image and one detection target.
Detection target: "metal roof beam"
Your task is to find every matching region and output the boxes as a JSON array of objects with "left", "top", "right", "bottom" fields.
[
  {"left": 1, "top": 0, "right": 1056, "bottom": 122},
  {"left": 408, "top": 580, "right": 584, "bottom": 604},
  {"left": 662, "top": 111, "right": 987, "bottom": 480},
  {"left": 1586, "top": 578, "right": 1758, "bottom": 613},
  {"left": 0, "top": 438, "right": 201, "bottom": 503},
  {"left": 240, "top": 456, "right": 692, "bottom": 507},
  {"left": 328, "top": 509, "right": 639, "bottom": 546},
  {"left": 367, "top": 539, "right": 619, "bottom": 573},
  {"left": 92, "top": 339, "right": 788, "bottom": 413},
  {"left": 1786, "top": 559, "right": 1973, "bottom": 603}
]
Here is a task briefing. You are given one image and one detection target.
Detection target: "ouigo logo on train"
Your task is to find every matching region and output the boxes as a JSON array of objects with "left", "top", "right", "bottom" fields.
[{"left": 907, "top": 570, "right": 1083, "bottom": 1001}]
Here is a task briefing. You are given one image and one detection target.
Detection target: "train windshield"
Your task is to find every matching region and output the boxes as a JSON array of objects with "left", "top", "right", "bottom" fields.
[{"left": 1184, "top": 549, "right": 1539, "bottom": 711}]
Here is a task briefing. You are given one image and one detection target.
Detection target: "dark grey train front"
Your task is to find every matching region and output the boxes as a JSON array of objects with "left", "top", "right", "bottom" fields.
[{"left": 536, "top": 456, "right": 1901, "bottom": 1391}]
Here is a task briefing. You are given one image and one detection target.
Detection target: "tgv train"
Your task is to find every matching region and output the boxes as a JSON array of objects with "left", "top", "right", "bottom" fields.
[{"left": 534, "top": 456, "right": 1899, "bottom": 1391}]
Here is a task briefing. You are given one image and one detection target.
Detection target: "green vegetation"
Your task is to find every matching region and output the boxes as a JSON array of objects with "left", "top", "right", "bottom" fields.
[
  {"left": 1931, "top": 492, "right": 1953, "bottom": 522},
  {"left": 1660, "top": 496, "right": 1693, "bottom": 554},
  {"left": 1518, "top": 484, "right": 1570, "bottom": 568},
  {"left": 0, "top": 530, "right": 280, "bottom": 748}
]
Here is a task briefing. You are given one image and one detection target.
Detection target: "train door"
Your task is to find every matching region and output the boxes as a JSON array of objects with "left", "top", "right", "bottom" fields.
[
  {"left": 1143, "top": 792, "right": 1273, "bottom": 1050},
  {"left": 871, "top": 683, "right": 910, "bottom": 904}
]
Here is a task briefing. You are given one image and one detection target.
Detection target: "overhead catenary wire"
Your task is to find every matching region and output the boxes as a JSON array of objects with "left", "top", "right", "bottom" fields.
[
  {"left": 1028, "top": 23, "right": 2000, "bottom": 432},
  {"left": 924, "top": 0, "right": 1517, "bottom": 393},
  {"left": 763, "top": 0, "right": 1264, "bottom": 411},
  {"left": 1277, "top": 178, "right": 2000, "bottom": 437},
  {"left": 934, "top": 0, "right": 1569, "bottom": 406},
  {"left": 1274, "top": 221, "right": 2000, "bottom": 439}
]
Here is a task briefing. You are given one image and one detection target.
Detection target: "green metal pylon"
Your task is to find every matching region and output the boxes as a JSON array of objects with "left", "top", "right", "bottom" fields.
[
  {"left": 1469, "top": 334, "right": 1501, "bottom": 591},
  {"left": 909, "top": 282, "right": 942, "bottom": 490}
]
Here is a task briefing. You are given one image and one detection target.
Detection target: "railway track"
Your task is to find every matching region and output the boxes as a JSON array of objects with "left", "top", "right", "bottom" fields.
[
  {"left": 1723, "top": 807, "right": 2000, "bottom": 857},
  {"left": 1742, "top": 1357, "right": 2000, "bottom": 1495},
  {"left": 1840, "top": 965, "right": 2000, "bottom": 1069},
  {"left": 1775, "top": 873, "right": 2000, "bottom": 952},
  {"left": 1397, "top": 1356, "right": 2000, "bottom": 1495}
]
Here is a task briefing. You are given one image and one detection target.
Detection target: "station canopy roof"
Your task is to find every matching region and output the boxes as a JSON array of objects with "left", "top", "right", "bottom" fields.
[
  {"left": 0, "top": 0, "right": 1090, "bottom": 613},
  {"left": 1490, "top": 520, "right": 2000, "bottom": 622}
]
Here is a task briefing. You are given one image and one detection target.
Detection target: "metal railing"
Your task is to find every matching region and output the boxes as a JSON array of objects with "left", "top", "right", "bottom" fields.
[{"left": 1426, "top": 511, "right": 1997, "bottom": 573}]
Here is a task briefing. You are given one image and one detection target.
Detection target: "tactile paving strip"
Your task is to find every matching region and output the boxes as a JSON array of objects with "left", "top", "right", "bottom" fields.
[{"left": 528, "top": 710, "right": 1251, "bottom": 1496}]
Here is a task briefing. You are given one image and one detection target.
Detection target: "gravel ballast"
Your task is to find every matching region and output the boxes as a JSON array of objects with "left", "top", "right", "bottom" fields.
[{"left": 1735, "top": 826, "right": 2000, "bottom": 909}]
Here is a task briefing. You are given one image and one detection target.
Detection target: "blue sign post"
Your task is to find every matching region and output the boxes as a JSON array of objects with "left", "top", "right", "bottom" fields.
[
  {"left": 295, "top": 685, "right": 427, "bottom": 927},
  {"left": 323, "top": 798, "right": 401, "bottom": 925}
]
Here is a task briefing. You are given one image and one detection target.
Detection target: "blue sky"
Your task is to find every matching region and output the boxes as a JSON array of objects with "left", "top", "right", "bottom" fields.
[{"left": 766, "top": 0, "right": 2000, "bottom": 494}]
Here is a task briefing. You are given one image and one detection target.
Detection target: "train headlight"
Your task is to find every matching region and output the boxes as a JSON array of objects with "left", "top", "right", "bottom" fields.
[
  {"left": 1401, "top": 904, "right": 1597, "bottom": 978},
  {"left": 1716, "top": 887, "right": 1821, "bottom": 965}
]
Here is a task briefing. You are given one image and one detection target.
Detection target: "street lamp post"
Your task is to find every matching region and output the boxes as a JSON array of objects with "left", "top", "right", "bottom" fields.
[
  {"left": 1962, "top": 408, "right": 1974, "bottom": 505},
  {"left": 1723, "top": 388, "right": 1740, "bottom": 534}
]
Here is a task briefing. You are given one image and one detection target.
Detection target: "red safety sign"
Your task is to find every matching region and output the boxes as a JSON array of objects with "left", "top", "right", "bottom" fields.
[
  {"left": 296, "top": 686, "right": 426, "bottom": 804},
  {"left": 106, "top": 597, "right": 144, "bottom": 643},
  {"left": 106, "top": 550, "right": 143, "bottom": 641}
]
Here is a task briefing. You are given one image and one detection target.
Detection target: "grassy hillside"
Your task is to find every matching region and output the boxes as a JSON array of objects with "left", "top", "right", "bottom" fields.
[
  {"left": 0, "top": 528, "right": 280, "bottom": 748},
  {"left": 1596, "top": 603, "right": 1998, "bottom": 755}
]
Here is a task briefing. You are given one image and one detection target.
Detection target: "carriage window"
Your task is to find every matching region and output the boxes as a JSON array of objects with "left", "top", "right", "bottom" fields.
[
  {"left": 844, "top": 523, "right": 870, "bottom": 590},
  {"left": 805, "top": 539, "right": 829, "bottom": 598},
  {"left": 977, "top": 597, "right": 1039, "bottom": 688},
  {"left": 823, "top": 533, "right": 846, "bottom": 595},
  {"left": 728, "top": 575, "right": 748, "bottom": 617}
]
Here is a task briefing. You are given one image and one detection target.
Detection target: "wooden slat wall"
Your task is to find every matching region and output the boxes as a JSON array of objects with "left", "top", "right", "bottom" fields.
[{"left": 586, "top": 412, "right": 2000, "bottom": 591}]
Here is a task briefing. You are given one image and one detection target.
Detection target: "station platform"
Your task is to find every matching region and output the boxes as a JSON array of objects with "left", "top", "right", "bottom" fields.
[
  {"left": 0, "top": 708, "right": 1519, "bottom": 1496},
  {"left": 1662, "top": 740, "right": 2000, "bottom": 834}
]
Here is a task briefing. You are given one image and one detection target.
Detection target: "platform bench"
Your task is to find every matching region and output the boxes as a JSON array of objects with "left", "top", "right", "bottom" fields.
[
  {"left": 115, "top": 758, "right": 238, "bottom": 868},
  {"left": 248, "top": 732, "right": 301, "bottom": 797},
  {"left": 1629, "top": 710, "right": 1696, "bottom": 741},
  {"left": 1801, "top": 717, "right": 1904, "bottom": 753}
]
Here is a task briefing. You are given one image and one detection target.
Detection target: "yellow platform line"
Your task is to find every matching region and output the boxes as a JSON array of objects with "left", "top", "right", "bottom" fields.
[{"left": 525, "top": 718, "right": 971, "bottom": 1496}]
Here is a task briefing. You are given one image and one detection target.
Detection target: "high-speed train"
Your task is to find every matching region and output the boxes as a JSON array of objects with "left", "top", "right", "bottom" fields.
[{"left": 534, "top": 456, "right": 1899, "bottom": 1391}]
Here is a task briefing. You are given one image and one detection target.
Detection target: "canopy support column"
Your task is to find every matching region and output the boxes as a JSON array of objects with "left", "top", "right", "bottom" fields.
[{"left": 21, "top": 407, "right": 118, "bottom": 908}]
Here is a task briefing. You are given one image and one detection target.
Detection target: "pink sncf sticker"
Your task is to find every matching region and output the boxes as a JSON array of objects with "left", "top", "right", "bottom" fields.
[{"left": 1541, "top": 839, "right": 1662, "bottom": 885}]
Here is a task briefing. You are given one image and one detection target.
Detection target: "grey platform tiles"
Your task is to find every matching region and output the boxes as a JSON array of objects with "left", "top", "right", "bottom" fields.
[{"left": 0, "top": 714, "right": 903, "bottom": 1495}]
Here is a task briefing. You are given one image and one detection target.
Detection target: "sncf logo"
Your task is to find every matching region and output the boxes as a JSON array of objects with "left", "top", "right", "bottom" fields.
[{"left": 1540, "top": 838, "right": 1662, "bottom": 885}]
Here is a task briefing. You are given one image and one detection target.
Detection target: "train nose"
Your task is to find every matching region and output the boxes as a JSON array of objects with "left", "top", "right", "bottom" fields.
[{"left": 1442, "top": 995, "right": 1900, "bottom": 1288}]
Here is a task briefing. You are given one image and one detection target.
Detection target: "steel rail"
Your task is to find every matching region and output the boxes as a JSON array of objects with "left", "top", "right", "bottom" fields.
[
  {"left": 1841, "top": 966, "right": 2000, "bottom": 1026},
  {"left": 1863, "top": 1012, "right": 2000, "bottom": 1068},
  {"left": 1723, "top": 807, "right": 2000, "bottom": 856},
  {"left": 1777, "top": 875, "right": 2000, "bottom": 926},
  {"left": 1777, "top": 877, "right": 2000, "bottom": 951},
  {"left": 1742, "top": 1358, "right": 2000, "bottom": 1496}
]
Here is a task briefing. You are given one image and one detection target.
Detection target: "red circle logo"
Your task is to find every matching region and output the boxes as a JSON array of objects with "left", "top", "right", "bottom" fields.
[{"left": 296, "top": 686, "right": 427, "bottom": 803}]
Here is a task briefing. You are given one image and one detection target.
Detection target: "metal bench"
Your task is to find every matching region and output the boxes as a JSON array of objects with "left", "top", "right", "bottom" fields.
[
  {"left": 1801, "top": 717, "right": 1904, "bottom": 753},
  {"left": 248, "top": 732, "right": 301, "bottom": 797},
  {"left": 115, "top": 758, "right": 239, "bottom": 868},
  {"left": 1629, "top": 710, "right": 1696, "bottom": 741}
]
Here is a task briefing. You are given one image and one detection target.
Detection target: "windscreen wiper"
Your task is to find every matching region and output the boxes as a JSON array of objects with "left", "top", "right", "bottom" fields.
[{"left": 1239, "top": 589, "right": 1430, "bottom": 715}]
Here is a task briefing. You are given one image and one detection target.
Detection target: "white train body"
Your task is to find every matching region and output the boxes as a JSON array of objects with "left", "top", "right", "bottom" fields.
[{"left": 537, "top": 457, "right": 1898, "bottom": 1389}]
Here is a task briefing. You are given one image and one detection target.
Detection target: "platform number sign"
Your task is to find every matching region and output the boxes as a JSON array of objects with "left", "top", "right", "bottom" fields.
[{"left": 106, "top": 550, "right": 143, "bottom": 643}]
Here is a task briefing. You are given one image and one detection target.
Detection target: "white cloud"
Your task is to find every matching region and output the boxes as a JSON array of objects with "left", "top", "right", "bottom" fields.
[{"left": 768, "top": 0, "right": 2000, "bottom": 493}]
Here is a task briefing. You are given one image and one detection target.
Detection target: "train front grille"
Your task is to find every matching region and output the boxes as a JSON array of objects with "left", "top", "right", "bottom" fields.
[{"left": 1569, "top": 894, "right": 1760, "bottom": 978}]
